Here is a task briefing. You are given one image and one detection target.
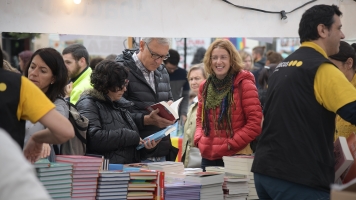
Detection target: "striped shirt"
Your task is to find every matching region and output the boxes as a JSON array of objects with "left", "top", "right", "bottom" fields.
[{"left": 132, "top": 52, "right": 156, "bottom": 93}]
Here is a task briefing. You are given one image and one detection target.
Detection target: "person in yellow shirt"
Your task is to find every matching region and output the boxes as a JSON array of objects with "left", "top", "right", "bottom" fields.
[
  {"left": 0, "top": 47, "right": 74, "bottom": 163},
  {"left": 252, "top": 4, "right": 356, "bottom": 199},
  {"left": 329, "top": 41, "right": 356, "bottom": 140}
]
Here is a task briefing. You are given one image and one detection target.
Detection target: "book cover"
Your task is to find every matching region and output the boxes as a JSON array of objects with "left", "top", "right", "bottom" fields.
[
  {"left": 335, "top": 137, "right": 354, "bottom": 181},
  {"left": 136, "top": 122, "right": 177, "bottom": 150},
  {"left": 36, "top": 162, "right": 72, "bottom": 173},
  {"left": 56, "top": 155, "right": 103, "bottom": 163},
  {"left": 342, "top": 133, "right": 356, "bottom": 183},
  {"left": 146, "top": 97, "right": 183, "bottom": 121},
  {"left": 34, "top": 158, "right": 50, "bottom": 168},
  {"left": 155, "top": 171, "right": 165, "bottom": 200}
]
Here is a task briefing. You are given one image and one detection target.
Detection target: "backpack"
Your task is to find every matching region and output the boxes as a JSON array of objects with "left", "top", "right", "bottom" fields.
[{"left": 60, "top": 100, "right": 89, "bottom": 155}]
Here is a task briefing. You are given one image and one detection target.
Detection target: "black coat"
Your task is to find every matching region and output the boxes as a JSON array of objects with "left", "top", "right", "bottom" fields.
[
  {"left": 76, "top": 89, "right": 141, "bottom": 164},
  {"left": 116, "top": 49, "right": 174, "bottom": 160}
]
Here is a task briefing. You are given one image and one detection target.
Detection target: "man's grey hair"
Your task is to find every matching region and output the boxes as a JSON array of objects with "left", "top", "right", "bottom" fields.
[{"left": 141, "top": 38, "right": 170, "bottom": 46}]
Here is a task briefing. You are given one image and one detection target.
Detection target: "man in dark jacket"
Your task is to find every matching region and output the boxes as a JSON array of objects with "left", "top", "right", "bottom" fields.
[
  {"left": 116, "top": 37, "right": 175, "bottom": 162},
  {"left": 251, "top": 46, "right": 266, "bottom": 89}
]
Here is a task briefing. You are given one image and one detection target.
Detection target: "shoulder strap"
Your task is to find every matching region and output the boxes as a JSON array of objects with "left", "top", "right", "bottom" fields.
[{"left": 66, "top": 101, "right": 87, "bottom": 144}]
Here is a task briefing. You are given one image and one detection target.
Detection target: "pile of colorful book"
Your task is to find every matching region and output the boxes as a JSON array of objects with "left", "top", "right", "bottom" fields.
[
  {"left": 56, "top": 155, "right": 102, "bottom": 199},
  {"left": 34, "top": 159, "right": 73, "bottom": 199},
  {"left": 126, "top": 170, "right": 159, "bottom": 200}
]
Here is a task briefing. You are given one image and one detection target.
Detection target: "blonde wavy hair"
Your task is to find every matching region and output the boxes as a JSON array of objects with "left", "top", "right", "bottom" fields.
[{"left": 203, "top": 39, "right": 243, "bottom": 76}]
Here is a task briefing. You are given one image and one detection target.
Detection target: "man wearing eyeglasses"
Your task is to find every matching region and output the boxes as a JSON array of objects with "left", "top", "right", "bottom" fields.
[{"left": 116, "top": 37, "right": 175, "bottom": 163}]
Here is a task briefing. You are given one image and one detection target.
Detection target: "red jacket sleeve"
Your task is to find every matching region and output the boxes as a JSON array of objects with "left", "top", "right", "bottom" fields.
[{"left": 228, "top": 78, "right": 263, "bottom": 152}]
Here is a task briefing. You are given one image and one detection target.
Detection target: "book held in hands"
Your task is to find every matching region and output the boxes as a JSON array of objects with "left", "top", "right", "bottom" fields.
[
  {"left": 334, "top": 137, "right": 354, "bottom": 181},
  {"left": 136, "top": 122, "right": 177, "bottom": 150},
  {"left": 146, "top": 97, "right": 183, "bottom": 121}
]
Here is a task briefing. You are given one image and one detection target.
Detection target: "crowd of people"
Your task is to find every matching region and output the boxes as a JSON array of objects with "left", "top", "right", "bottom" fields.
[{"left": 1, "top": 3, "right": 356, "bottom": 200}]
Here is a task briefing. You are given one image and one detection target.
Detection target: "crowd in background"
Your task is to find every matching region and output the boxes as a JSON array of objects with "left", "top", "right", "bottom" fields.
[{"left": 2, "top": 4, "right": 356, "bottom": 200}]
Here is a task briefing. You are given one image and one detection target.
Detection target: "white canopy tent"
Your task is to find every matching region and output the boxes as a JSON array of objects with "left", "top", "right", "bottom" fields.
[{"left": 0, "top": 0, "right": 355, "bottom": 40}]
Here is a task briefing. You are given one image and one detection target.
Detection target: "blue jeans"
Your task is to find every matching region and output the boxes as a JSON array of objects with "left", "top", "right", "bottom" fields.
[
  {"left": 201, "top": 157, "right": 224, "bottom": 172},
  {"left": 254, "top": 173, "right": 330, "bottom": 200},
  {"left": 141, "top": 156, "right": 166, "bottom": 163}
]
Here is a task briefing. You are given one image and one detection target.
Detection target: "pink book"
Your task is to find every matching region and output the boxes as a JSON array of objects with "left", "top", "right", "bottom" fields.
[{"left": 56, "top": 155, "right": 103, "bottom": 163}]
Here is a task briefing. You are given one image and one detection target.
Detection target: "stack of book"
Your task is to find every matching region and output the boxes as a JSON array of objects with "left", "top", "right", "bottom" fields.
[
  {"left": 223, "top": 173, "right": 250, "bottom": 200},
  {"left": 56, "top": 155, "right": 102, "bottom": 199},
  {"left": 164, "top": 181, "right": 201, "bottom": 200},
  {"left": 183, "top": 171, "right": 224, "bottom": 200},
  {"left": 223, "top": 155, "right": 258, "bottom": 200},
  {"left": 147, "top": 161, "right": 185, "bottom": 179},
  {"left": 34, "top": 159, "right": 73, "bottom": 199},
  {"left": 96, "top": 171, "right": 130, "bottom": 200},
  {"left": 127, "top": 170, "right": 158, "bottom": 200}
]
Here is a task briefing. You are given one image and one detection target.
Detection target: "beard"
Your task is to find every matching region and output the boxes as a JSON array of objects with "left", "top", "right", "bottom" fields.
[{"left": 69, "top": 63, "right": 82, "bottom": 79}]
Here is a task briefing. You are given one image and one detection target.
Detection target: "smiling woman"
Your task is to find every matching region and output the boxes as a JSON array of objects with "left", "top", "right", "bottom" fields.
[{"left": 194, "top": 39, "right": 263, "bottom": 171}]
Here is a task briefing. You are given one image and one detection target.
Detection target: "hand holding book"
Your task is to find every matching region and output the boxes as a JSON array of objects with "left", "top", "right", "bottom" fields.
[
  {"left": 139, "top": 137, "right": 162, "bottom": 150},
  {"left": 144, "top": 108, "right": 175, "bottom": 128},
  {"left": 136, "top": 122, "right": 177, "bottom": 150}
]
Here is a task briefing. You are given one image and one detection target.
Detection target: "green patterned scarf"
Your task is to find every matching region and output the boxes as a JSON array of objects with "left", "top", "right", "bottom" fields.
[{"left": 202, "top": 73, "right": 236, "bottom": 137}]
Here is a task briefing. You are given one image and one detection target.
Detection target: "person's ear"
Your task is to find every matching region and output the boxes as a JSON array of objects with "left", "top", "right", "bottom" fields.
[
  {"left": 139, "top": 40, "right": 145, "bottom": 52},
  {"left": 346, "top": 57, "right": 353, "bottom": 70},
  {"left": 51, "top": 77, "right": 55, "bottom": 85},
  {"left": 317, "top": 24, "right": 328, "bottom": 39}
]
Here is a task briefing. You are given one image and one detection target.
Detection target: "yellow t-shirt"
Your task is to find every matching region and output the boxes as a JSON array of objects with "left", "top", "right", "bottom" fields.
[
  {"left": 17, "top": 76, "right": 55, "bottom": 123},
  {"left": 334, "top": 74, "right": 356, "bottom": 140},
  {"left": 304, "top": 42, "right": 356, "bottom": 113}
]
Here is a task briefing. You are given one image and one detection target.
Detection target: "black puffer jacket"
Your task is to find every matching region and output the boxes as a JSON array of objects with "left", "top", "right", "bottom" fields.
[
  {"left": 76, "top": 89, "right": 141, "bottom": 164},
  {"left": 116, "top": 49, "right": 173, "bottom": 160}
]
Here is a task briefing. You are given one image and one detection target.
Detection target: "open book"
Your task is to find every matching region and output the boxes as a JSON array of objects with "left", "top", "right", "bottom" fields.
[
  {"left": 146, "top": 97, "right": 183, "bottom": 121},
  {"left": 136, "top": 122, "right": 177, "bottom": 150}
]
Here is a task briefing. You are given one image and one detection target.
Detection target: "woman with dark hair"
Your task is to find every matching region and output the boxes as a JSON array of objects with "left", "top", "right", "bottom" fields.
[
  {"left": 24, "top": 48, "right": 69, "bottom": 161},
  {"left": 76, "top": 60, "right": 146, "bottom": 164},
  {"left": 194, "top": 39, "right": 262, "bottom": 171},
  {"left": 19, "top": 50, "right": 33, "bottom": 74},
  {"left": 329, "top": 41, "right": 356, "bottom": 140}
]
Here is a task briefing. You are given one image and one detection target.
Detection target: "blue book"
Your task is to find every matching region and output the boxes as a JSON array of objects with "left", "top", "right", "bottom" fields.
[{"left": 136, "top": 122, "right": 177, "bottom": 150}]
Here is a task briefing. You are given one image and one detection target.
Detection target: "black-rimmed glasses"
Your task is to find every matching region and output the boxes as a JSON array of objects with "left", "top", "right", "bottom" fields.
[{"left": 145, "top": 42, "right": 170, "bottom": 61}]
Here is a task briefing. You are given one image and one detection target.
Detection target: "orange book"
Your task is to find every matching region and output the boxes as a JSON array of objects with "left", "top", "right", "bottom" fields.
[{"left": 342, "top": 133, "right": 356, "bottom": 183}]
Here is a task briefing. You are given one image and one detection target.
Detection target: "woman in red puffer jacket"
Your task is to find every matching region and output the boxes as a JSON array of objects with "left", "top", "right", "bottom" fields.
[{"left": 194, "top": 39, "right": 263, "bottom": 171}]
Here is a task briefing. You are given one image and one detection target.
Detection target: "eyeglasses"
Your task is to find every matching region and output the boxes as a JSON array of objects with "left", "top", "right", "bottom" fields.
[
  {"left": 121, "top": 79, "right": 129, "bottom": 88},
  {"left": 211, "top": 56, "right": 229, "bottom": 61},
  {"left": 145, "top": 42, "right": 170, "bottom": 61}
]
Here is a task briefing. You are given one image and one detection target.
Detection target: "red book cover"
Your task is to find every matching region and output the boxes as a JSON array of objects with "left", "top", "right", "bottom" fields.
[
  {"left": 342, "top": 133, "right": 356, "bottom": 183},
  {"left": 146, "top": 97, "right": 183, "bottom": 121},
  {"left": 154, "top": 171, "right": 165, "bottom": 200}
]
